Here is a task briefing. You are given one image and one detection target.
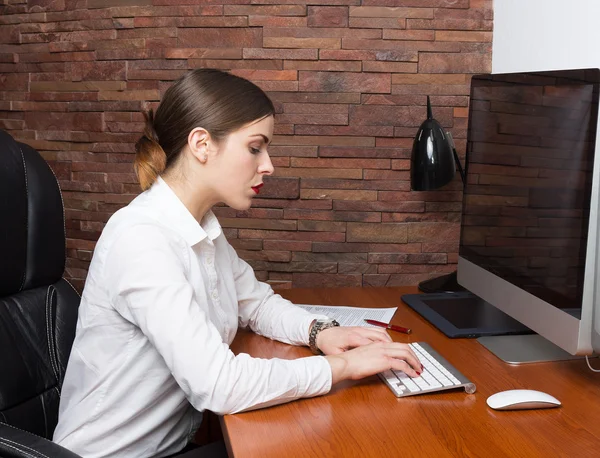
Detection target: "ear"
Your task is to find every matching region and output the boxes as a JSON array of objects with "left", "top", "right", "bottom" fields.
[{"left": 187, "top": 127, "right": 211, "bottom": 164}]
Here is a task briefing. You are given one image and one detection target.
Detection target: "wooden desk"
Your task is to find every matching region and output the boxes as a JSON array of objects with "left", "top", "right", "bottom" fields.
[{"left": 221, "top": 287, "right": 600, "bottom": 457}]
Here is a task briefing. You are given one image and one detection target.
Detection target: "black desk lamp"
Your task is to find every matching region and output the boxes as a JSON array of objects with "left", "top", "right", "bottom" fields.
[{"left": 411, "top": 96, "right": 465, "bottom": 293}]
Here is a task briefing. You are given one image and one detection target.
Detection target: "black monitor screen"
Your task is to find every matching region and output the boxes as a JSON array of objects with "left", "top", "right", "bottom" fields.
[{"left": 460, "top": 69, "right": 600, "bottom": 311}]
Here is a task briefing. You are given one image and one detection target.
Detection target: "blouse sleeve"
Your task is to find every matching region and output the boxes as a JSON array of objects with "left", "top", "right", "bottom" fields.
[
  {"left": 104, "top": 224, "right": 331, "bottom": 415},
  {"left": 227, "top": 242, "right": 330, "bottom": 346}
]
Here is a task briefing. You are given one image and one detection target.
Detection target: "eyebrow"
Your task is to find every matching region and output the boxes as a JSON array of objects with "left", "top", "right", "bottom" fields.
[{"left": 249, "top": 134, "right": 270, "bottom": 144}]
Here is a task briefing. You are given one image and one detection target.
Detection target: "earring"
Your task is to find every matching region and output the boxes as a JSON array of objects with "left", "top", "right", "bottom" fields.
[{"left": 201, "top": 154, "right": 208, "bottom": 162}]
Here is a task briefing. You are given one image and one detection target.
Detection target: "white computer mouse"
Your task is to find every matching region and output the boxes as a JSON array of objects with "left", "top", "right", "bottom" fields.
[{"left": 486, "top": 389, "right": 561, "bottom": 411}]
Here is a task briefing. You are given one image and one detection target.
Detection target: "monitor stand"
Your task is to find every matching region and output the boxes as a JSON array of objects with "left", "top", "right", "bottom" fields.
[{"left": 477, "top": 334, "right": 584, "bottom": 364}]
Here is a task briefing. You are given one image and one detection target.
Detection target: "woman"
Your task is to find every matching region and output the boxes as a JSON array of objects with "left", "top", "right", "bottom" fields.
[{"left": 53, "top": 69, "right": 422, "bottom": 458}]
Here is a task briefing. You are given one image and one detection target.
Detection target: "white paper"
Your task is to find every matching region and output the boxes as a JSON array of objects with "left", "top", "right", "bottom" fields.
[{"left": 297, "top": 304, "right": 397, "bottom": 327}]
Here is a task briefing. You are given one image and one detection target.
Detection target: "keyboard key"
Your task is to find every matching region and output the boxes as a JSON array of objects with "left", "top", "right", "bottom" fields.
[{"left": 378, "top": 341, "right": 476, "bottom": 397}]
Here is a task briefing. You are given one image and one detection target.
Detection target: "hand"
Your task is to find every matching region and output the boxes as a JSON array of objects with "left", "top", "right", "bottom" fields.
[
  {"left": 316, "top": 326, "right": 393, "bottom": 355},
  {"left": 324, "top": 342, "right": 423, "bottom": 385}
]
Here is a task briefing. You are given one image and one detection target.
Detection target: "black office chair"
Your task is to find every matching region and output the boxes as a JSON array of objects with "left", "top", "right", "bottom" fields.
[
  {"left": 0, "top": 130, "right": 83, "bottom": 457},
  {"left": 0, "top": 131, "right": 228, "bottom": 458}
]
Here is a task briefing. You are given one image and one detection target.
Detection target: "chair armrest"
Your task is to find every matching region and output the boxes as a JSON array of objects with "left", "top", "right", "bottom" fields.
[{"left": 0, "top": 423, "right": 82, "bottom": 458}]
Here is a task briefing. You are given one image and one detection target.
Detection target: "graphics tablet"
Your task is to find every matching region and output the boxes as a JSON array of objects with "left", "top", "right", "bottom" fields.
[{"left": 401, "top": 291, "right": 533, "bottom": 338}]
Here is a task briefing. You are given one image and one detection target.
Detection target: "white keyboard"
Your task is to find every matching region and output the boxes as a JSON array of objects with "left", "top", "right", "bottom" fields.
[{"left": 379, "top": 342, "right": 476, "bottom": 397}]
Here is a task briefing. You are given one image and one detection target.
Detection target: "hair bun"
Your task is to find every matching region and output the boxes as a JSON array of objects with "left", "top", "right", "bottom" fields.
[{"left": 134, "top": 109, "right": 167, "bottom": 191}]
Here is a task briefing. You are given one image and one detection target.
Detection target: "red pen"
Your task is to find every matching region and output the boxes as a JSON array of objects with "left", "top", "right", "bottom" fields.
[{"left": 364, "top": 319, "right": 412, "bottom": 335}]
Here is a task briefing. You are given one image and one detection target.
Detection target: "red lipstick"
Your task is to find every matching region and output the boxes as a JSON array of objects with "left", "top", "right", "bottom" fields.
[{"left": 252, "top": 183, "right": 263, "bottom": 194}]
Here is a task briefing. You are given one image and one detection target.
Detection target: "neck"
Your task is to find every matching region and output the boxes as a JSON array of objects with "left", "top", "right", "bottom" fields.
[{"left": 161, "top": 174, "right": 217, "bottom": 224}]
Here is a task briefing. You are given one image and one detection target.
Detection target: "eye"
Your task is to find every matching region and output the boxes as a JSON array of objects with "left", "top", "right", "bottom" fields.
[{"left": 249, "top": 147, "right": 261, "bottom": 154}]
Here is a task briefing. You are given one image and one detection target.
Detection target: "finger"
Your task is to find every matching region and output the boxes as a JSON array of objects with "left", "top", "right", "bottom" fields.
[
  {"left": 388, "top": 358, "right": 420, "bottom": 378},
  {"left": 346, "top": 334, "right": 376, "bottom": 348},
  {"left": 356, "top": 327, "right": 393, "bottom": 342},
  {"left": 384, "top": 345, "right": 422, "bottom": 373}
]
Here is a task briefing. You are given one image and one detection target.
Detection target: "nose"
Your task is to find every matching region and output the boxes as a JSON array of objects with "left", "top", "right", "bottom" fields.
[{"left": 259, "top": 152, "right": 274, "bottom": 176}]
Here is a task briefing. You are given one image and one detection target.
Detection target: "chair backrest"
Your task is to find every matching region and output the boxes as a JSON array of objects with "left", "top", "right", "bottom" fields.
[{"left": 0, "top": 130, "right": 80, "bottom": 439}]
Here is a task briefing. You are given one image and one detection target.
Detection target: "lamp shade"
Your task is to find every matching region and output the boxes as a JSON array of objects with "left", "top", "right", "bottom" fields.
[{"left": 410, "top": 96, "right": 456, "bottom": 191}]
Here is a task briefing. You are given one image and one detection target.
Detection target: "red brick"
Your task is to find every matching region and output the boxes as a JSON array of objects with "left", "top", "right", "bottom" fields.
[
  {"left": 348, "top": 17, "right": 405, "bottom": 29},
  {"left": 407, "top": 18, "right": 492, "bottom": 31},
  {"left": 382, "top": 29, "right": 434, "bottom": 40},
  {"left": 19, "top": 52, "right": 96, "bottom": 63},
  {"left": 11, "top": 101, "right": 69, "bottom": 111},
  {"left": 166, "top": 48, "right": 242, "bottom": 59},
  {"left": 0, "top": 53, "right": 18, "bottom": 63},
  {"left": 299, "top": 71, "right": 390, "bottom": 93},
  {"left": 342, "top": 38, "right": 460, "bottom": 52},
  {"left": 71, "top": 61, "right": 126, "bottom": 81},
  {"left": 0, "top": 25, "right": 21, "bottom": 44},
  {"left": 224, "top": 5, "right": 305, "bottom": 15},
  {"left": 87, "top": 0, "right": 151, "bottom": 7},
  {"left": 320, "top": 49, "right": 417, "bottom": 62},
  {"left": 436, "top": 31, "right": 492, "bottom": 42},
  {"left": 264, "top": 37, "right": 341, "bottom": 49},
  {"left": 291, "top": 158, "right": 389, "bottom": 169},
  {"left": 0, "top": 73, "right": 28, "bottom": 91},
  {"left": 362, "top": 61, "right": 417, "bottom": 73},
  {"left": 295, "top": 125, "right": 393, "bottom": 137},
  {"left": 243, "top": 48, "right": 317, "bottom": 60},
  {"left": 350, "top": 105, "right": 453, "bottom": 127},
  {"left": 418, "top": 53, "right": 492, "bottom": 74},
  {"left": 178, "top": 28, "right": 262, "bottom": 48},
  {"left": 24, "top": 112, "right": 104, "bottom": 131},
  {"left": 273, "top": 135, "right": 374, "bottom": 147},
  {"left": 307, "top": 6, "right": 348, "bottom": 27},
  {"left": 229, "top": 69, "right": 297, "bottom": 81},
  {"left": 284, "top": 60, "right": 361, "bottom": 71},
  {"left": 269, "top": 92, "right": 360, "bottom": 103},
  {"left": 361, "top": 0, "right": 468, "bottom": 7},
  {"left": 349, "top": 6, "right": 433, "bottom": 18},
  {"left": 248, "top": 16, "right": 307, "bottom": 27},
  {"left": 133, "top": 16, "right": 248, "bottom": 28},
  {"left": 276, "top": 113, "right": 348, "bottom": 125},
  {"left": 263, "top": 26, "right": 379, "bottom": 39}
]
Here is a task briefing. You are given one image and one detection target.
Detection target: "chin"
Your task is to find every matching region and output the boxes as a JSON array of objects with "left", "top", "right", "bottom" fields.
[{"left": 229, "top": 199, "right": 253, "bottom": 211}]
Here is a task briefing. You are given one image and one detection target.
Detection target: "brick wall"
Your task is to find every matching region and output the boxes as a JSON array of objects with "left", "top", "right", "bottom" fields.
[{"left": 0, "top": 0, "right": 493, "bottom": 292}]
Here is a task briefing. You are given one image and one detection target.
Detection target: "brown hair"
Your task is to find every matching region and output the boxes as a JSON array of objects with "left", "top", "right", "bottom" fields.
[{"left": 134, "top": 68, "right": 275, "bottom": 191}]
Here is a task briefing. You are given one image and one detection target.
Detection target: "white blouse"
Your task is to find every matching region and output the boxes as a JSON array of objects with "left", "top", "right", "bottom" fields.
[{"left": 53, "top": 177, "right": 332, "bottom": 458}]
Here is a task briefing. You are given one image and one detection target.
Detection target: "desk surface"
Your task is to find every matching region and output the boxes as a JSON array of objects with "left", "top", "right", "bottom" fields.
[{"left": 221, "top": 287, "right": 600, "bottom": 457}]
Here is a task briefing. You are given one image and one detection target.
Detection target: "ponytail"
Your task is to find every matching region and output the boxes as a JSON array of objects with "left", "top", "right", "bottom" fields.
[{"left": 134, "top": 109, "right": 166, "bottom": 191}]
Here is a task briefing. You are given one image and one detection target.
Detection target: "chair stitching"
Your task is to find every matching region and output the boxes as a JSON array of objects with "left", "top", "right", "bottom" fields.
[
  {"left": 61, "top": 277, "right": 81, "bottom": 299},
  {"left": 0, "top": 423, "right": 53, "bottom": 457},
  {"left": 45, "top": 286, "right": 60, "bottom": 382},
  {"left": 56, "top": 278, "right": 80, "bottom": 377},
  {"left": 0, "top": 425, "right": 59, "bottom": 458},
  {"left": 0, "top": 439, "right": 39, "bottom": 458},
  {"left": 0, "top": 437, "right": 49, "bottom": 458},
  {"left": 49, "top": 287, "right": 60, "bottom": 383},
  {"left": 17, "top": 144, "right": 28, "bottom": 292}
]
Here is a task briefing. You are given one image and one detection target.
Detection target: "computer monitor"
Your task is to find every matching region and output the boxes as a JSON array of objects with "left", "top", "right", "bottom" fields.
[{"left": 457, "top": 68, "right": 600, "bottom": 363}]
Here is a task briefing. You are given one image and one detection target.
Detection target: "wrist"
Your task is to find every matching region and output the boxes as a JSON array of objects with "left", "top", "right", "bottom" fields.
[
  {"left": 308, "top": 318, "right": 340, "bottom": 355},
  {"left": 325, "top": 354, "right": 348, "bottom": 385}
]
